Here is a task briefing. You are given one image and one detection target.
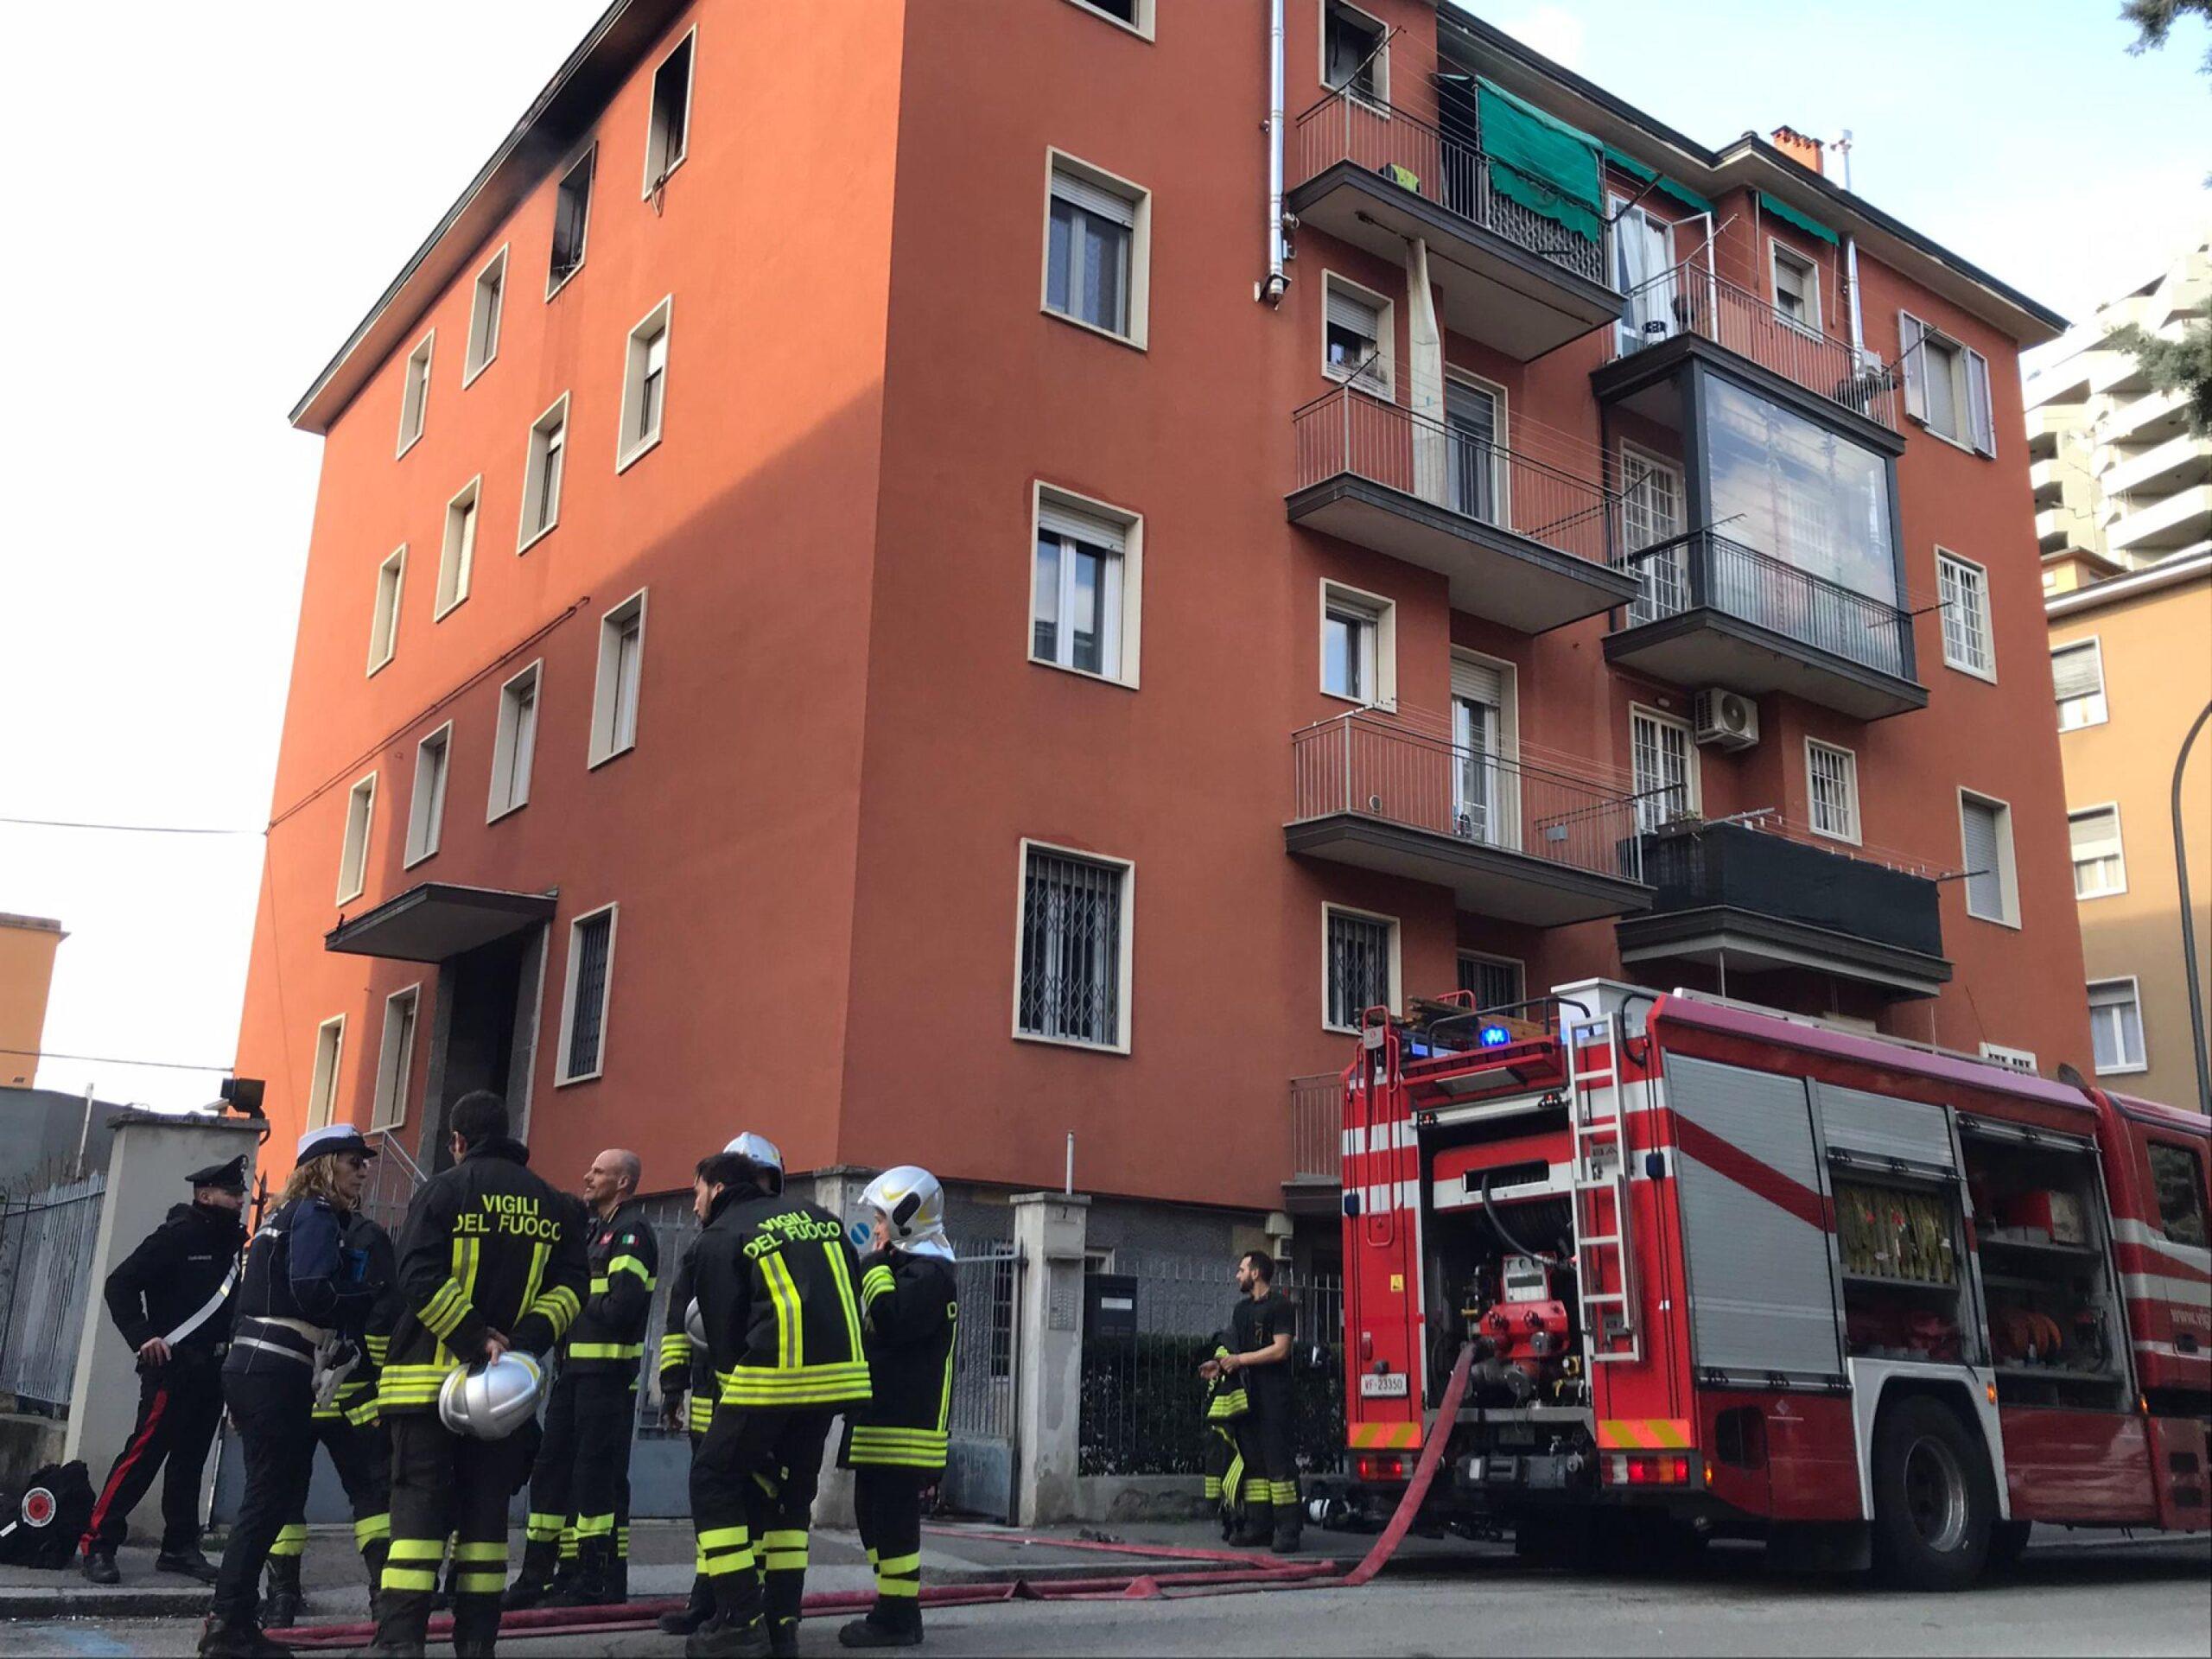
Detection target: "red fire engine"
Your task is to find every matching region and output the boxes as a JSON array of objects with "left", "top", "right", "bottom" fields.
[{"left": 1328, "top": 979, "right": 2211, "bottom": 1587}]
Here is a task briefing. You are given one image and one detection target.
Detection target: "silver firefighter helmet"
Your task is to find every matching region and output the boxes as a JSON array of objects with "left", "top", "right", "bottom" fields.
[
  {"left": 684, "top": 1296, "right": 706, "bottom": 1349},
  {"left": 438, "top": 1351, "right": 544, "bottom": 1440}
]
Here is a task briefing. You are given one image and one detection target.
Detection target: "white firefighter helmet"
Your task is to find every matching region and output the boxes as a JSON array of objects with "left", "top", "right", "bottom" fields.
[
  {"left": 859, "top": 1166, "right": 953, "bottom": 1260},
  {"left": 722, "top": 1132, "right": 785, "bottom": 1186},
  {"left": 437, "top": 1351, "right": 543, "bottom": 1440},
  {"left": 684, "top": 1297, "right": 706, "bottom": 1348}
]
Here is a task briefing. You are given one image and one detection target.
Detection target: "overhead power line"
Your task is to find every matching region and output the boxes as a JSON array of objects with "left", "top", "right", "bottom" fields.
[
  {"left": 0, "top": 815, "right": 262, "bottom": 837},
  {"left": 1, "top": 1046, "right": 237, "bottom": 1074}
]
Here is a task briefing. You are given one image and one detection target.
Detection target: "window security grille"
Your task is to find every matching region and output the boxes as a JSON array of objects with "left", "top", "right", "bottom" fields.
[
  {"left": 1807, "top": 742, "right": 1858, "bottom": 842},
  {"left": 1457, "top": 953, "right": 1522, "bottom": 1013},
  {"left": 1018, "top": 850, "right": 1123, "bottom": 1045},
  {"left": 1326, "top": 911, "right": 1391, "bottom": 1029},
  {"left": 1631, "top": 710, "right": 1691, "bottom": 834},
  {"left": 568, "top": 912, "right": 613, "bottom": 1077},
  {"left": 1937, "top": 553, "right": 1993, "bottom": 675},
  {"left": 1621, "top": 455, "right": 1684, "bottom": 625}
]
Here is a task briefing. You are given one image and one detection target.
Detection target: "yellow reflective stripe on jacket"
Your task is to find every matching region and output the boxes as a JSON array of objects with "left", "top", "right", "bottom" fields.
[
  {"left": 658, "top": 1332, "right": 692, "bottom": 1366},
  {"left": 365, "top": 1334, "right": 389, "bottom": 1364},
  {"left": 518, "top": 1240, "right": 550, "bottom": 1335},
  {"left": 378, "top": 1361, "right": 458, "bottom": 1405},
  {"left": 568, "top": 1342, "right": 646, "bottom": 1361},
  {"left": 1207, "top": 1388, "right": 1250, "bottom": 1420},
  {"left": 861, "top": 1265, "right": 896, "bottom": 1309},
  {"left": 531, "top": 1282, "right": 582, "bottom": 1338},
  {"left": 717, "top": 1360, "right": 872, "bottom": 1407},
  {"left": 606, "top": 1254, "right": 654, "bottom": 1287},
  {"left": 824, "top": 1241, "right": 865, "bottom": 1363},
  {"left": 760, "top": 1253, "right": 804, "bottom": 1372},
  {"left": 937, "top": 1344, "right": 956, "bottom": 1434}
]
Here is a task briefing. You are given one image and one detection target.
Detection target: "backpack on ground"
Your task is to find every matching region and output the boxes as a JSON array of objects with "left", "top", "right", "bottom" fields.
[{"left": 0, "top": 1459, "right": 95, "bottom": 1567}]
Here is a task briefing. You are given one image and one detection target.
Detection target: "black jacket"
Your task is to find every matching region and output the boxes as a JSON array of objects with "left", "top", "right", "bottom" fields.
[
  {"left": 844, "top": 1248, "right": 958, "bottom": 1470},
  {"left": 325, "top": 1213, "right": 401, "bottom": 1423},
  {"left": 563, "top": 1198, "right": 660, "bottom": 1374},
  {"left": 226, "top": 1194, "right": 378, "bottom": 1375},
  {"left": 103, "top": 1200, "right": 245, "bottom": 1361},
  {"left": 691, "top": 1184, "right": 869, "bottom": 1410},
  {"left": 378, "top": 1139, "right": 588, "bottom": 1414}
]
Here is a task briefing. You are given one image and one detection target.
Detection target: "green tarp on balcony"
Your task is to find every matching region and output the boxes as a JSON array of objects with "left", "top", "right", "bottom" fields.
[{"left": 1477, "top": 78, "right": 1603, "bottom": 243}]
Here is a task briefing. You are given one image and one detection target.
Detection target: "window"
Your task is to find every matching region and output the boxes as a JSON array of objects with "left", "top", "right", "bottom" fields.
[
  {"left": 367, "top": 545, "right": 405, "bottom": 675},
  {"left": 2052, "top": 639, "right": 2107, "bottom": 730},
  {"left": 1936, "top": 550, "right": 1995, "bottom": 679},
  {"left": 306, "top": 1015, "right": 346, "bottom": 1133},
  {"left": 370, "top": 987, "right": 419, "bottom": 1133},
  {"left": 464, "top": 246, "right": 506, "bottom": 384},
  {"left": 590, "top": 590, "right": 646, "bottom": 766},
  {"left": 2069, "top": 804, "right": 2126, "bottom": 899},
  {"left": 1322, "top": 0, "right": 1389, "bottom": 104},
  {"left": 1015, "top": 843, "right": 1132, "bottom": 1050},
  {"left": 1445, "top": 373, "right": 1504, "bottom": 524},
  {"left": 337, "top": 772, "right": 376, "bottom": 904},
  {"left": 1805, "top": 740, "right": 1859, "bottom": 843},
  {"left": 396, "top": 332, "right": 433, "bottom": 456},
  {"left": 1325, "top": 906, "right": 1397, "bottom": 1031},
  {"left": 558, "top": 905, "right": 618, "bottom": 1084},
  {"left": 1320, "top": 582, "right": 1395, "bottom": 706},
  {"left": 1452, "top": 652, "right": 1515, "bottom": 848},
  {"left": 519, "top": 395, "right": 569, "bottom": 550},
  {"left": 404, "top": 725, "right": 450, "bottom": 867},
  {"left": 548, "top": 146, "right": 595, "bottom": 294},
  {"left": 435, "top": 478, "right": 480, "bottom": 617},
  {"left": 643, "top": 29, "right": 694, "bottom": 193},
  {"left": 1900, "top": 311, "right": 1996, "bottom": 456},
  {"left": 1031, "top": 488, "right": 1139, "bottom": 683},
  {"left": 2087, "top": 978, "right": 2146, "bottom": 1074},
  {"left": 1621, "top": 447, "right": 1686, "bottom": 625},
  {"left": 487, "top": 662, "right": 540, "bottom": 821},
  {"left": 618, "top": 298, "right": 671, "bottom": 469},
  {"left": 2148, "top": 1143, "right": 2208, "bottom": 1248},
  {"left": 1630, "top": 706, "right": 1698, "bottom": 833},
  {"left": 1045, "top": 154, "right": 1147, "bottom": 344},
  {"left": 1457, "top": 951, "right": 1524, "bottom": 1014},
  {"left": 1770, "top": 244, "right": 1821, "bottom": 333},
  {"left": 1065, "top": 0, "right": 1153, "bottom": 35},
  {"left": 1959, "top": 790, "right": 2018, "bottom": 926},
  {"left": 1322, "top": 274, "right": 1391, "bottom": 393},
  {"left": 1978, "top": 1042, "right": 2037, "bottom": 1075}
]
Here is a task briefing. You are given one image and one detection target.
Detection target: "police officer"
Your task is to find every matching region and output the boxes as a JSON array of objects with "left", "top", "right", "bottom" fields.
[
  {"left": 1212, "top": 1250, "right": 1300, "bottom": 1554},
  {"left": 80, "top": 1154, "right": 249, "bottom": 1586},
  {"left": 202, "top": 1125, "right": 382, "bottom": 1656},
  {"left": 836, "top": 1166, "right": 958, "bottom": 1651},
  {"left": 506, "top": 1147, "right": 658, "bottom": 1610},
  {"left": 686, "top": 1141, "right": 869, "bottom": 1659},
  {"left": 372, "top": 1090, "right": 587, "bottom": 1659}
]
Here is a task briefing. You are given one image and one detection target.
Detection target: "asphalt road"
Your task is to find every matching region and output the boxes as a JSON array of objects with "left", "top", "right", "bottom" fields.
[{"left": 16, "top": 1535, "right": 2208, "bottom": 1657}]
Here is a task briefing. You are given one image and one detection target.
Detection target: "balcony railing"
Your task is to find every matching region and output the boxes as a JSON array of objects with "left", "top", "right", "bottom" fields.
[
  {"left": 1636, "top": 819, "right": 1945, "bottom": 962},
  {"left": 1292, "top": 710, "right": 1644, "bottom": 886},
  {"left": 1618, "top": 530, "right": 1914, "bottom": 683},
  {"left": 1616, "top": 265, "right": 1900, "bottom": 432},
  {"left": 1292, "top": 88, "right": 1610, "bottom": 290},
  {"left": 1292, "top": 385, "right": 1619, "bottom": 566},
  {"left": 1287, "top": 1073, "right": 1344, "bottom": 1185}
]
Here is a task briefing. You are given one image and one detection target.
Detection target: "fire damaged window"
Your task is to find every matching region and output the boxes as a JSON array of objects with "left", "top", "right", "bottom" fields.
[
  {"left": 549, "top": 147, "right": 594, "bottom": 294},
  {"left": 1017, "top": 846, "right": 1129, "bottom": 1049}
]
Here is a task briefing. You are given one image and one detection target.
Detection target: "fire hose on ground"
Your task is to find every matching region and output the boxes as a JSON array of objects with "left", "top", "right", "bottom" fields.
[{"left": 276, "top": 1345, "right": 1476, "bottom": 1649}]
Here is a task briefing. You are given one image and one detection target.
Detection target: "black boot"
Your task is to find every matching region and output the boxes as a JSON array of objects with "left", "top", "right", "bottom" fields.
[
  {"left": 159, "top": 1545, "right": 223, "bottom": 1585},
  {"left": 1231, "top": 1510, "right": 1273, "bottom": 1548},
  {"left": 197, "top": 1614, "right": 293, "bottom": 1658},
  {"left": 686, "top": 1614, "right": 772, "bottom": 1659},
  {"left": 769, "top": 1620, "right": 801, "bottom": 1659},
  {"left": 1271, "top": 1516, "right": 1304, "bottom": 1554},
  {"left": 80, "top": 1549, "right": 120, "bottom": 1586},
  {"left": 262, "top": 1554, "right": 305, "bottom": 1628},
  {"left": 658, "top": 1576, "right": 715, "bottom": 1635},
  {"left": 838, "top": 1607, "right": 924, "bottom": 1648},
  {"left": 503, "top": 1537, "right": 558, "bottom": 1611}
]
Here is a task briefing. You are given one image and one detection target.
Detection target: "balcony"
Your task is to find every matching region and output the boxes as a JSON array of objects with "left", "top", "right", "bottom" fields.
[
  {"left": 2107, "top": 483, "right": 2212, "bottom": 555},
  {"left": 1605, "top": 531, "right": 1926, "bottom": 720},
  {"left": 1288, "top": 387, "right": 1640, "bottom": 631},
  {"left": 2036, "top": 505, "right": 2082, "bottom": 554},
  {"left": 1287, "top": 710, "right": 1652, "bottom": 926},
  {"left": 1285, "top": 1073, "right": 1344, "bottom": 1204},
  {"left": 2107, "top": 385, "right": 2192, "bottom": 447},
  {"left": 1287, "top": 88, "right": 1622, "bottom": 360},
  {"left": 2029, "top": 456, "right": 2065, "bottom": 507},
  {"left": 2103, "top": 433, "right": 2212, "bottom": 500},
  {"left": 1615, "top": 818, "right": 1951, "bottom": 1000}
]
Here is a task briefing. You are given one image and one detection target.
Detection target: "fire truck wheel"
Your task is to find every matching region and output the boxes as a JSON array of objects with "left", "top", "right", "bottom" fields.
[
  {"left": 1868, "top": 1395, "right": 1994, "bottom": 1592},
  {"left": 1985, "top": 1519, "right": 2031, "bottom": 1574}
]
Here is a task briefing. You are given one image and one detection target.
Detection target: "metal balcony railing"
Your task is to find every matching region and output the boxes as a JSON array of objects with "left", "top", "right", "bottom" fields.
[
  {"left": 1287, "top": 1073, "right": 1344, "bottom": 1184},
  {"left": 1638, "top": 819, "right": 1945, "bottom": 959},
  {"left": 1293, "top": 385, "right": 1619, "bottom": 566},
  {"left": 1292, "top": 709, "right": 1644, "bottom": 885},
  {"left": 1619, "top": 529, "right": 1915, "bottom": 682},
  {"left": 1292, "top": 88, "right": 1611, "bottom": 289}
]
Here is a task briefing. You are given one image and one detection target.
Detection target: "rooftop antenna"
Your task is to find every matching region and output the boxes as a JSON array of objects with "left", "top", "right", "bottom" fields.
[{"left": 1827, "top": 129, "right": 1854, "bottom": 193}]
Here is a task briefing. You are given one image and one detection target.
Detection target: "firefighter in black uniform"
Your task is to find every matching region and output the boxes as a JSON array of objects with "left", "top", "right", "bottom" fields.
[
  {"left": 1197, "top": 1328, "right": 1250, "bottom": 1540},
  {"left": 1213, "top": 1250, "right": 1300, "bottom": 1554},
  {"left": 373, "top": 1090, "right": 588, "bottom": 1658},
  {"left": 686, "top": 1142, "right": 870, "bottom": 1659},
  {"left": 80, "top": 1154, "right": 249, "bottom": 1586},
  {"left": 506, "top": 1147, "right": 657, "bottom": 1609},
  {"left": 202, "top": 1125, "right": 383, "bottom": 1657},
  {"left": 837, "top": 1166, "right": 958, "bottom": 1651}
]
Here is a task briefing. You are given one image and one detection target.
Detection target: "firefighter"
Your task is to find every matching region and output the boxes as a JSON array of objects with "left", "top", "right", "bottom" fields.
[
  {"left": 507, "top": 1148, "right": 658, "bottom": 1610},
  {"left": 201, "top": 1126, "right": 382, "bottom": 1657},
  {"left": 836, "top": 1166, "right": 958, "bottom": 1650},
  {"left": 1195, "top": 1328, "right": 1250, "bottom": 1541},
  {"left": 372, "top": 1090, "right": 587, "bottom": 1659},
  {"left": 261, "top": 1204, "right": 399, "bottom": 1629},
  {"left": 80, "top": 1154, "right": 249, "bottom": 1587},
  {"left": 1214, "top": 1250, "right": 1300, "bottom": 1554},
  {"left": 685, "top": 1141, "right": 870, "bottom": 1658}
]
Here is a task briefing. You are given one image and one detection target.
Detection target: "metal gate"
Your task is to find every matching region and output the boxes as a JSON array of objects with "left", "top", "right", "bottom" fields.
[
  {"left": 0, "top": 1170, "right": 108, "bottom": 1411},
  {"left": 940, "top": 1241, "right": 1020, "bottom": 1522}
]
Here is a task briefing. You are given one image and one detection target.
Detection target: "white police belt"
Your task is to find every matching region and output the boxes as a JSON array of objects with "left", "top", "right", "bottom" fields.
[{"left": 161, "top": 1256, "right": 242, "bottom": 1347}]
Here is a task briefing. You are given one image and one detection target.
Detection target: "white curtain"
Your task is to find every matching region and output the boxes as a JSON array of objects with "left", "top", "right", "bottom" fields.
[{"left": 1406, "top": 237, "right": 1448, "bottom": 506}]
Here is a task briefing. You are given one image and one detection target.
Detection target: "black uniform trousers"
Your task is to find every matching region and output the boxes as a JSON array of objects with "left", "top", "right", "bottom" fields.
[
  {"left": 1235, "top": 1387, "right": 1300, "bottom": 1534},
  {"left": 269, "top": 1410, "right": 391, "bottom": 1587},
  {"left": 690, "top": 1406, "right": 833, "bottom": 1637},
  {"left": 378, "top": 1414, "right": 531, "bottom": 1654},
  {"left": 518, "top": 1368, "right": 635, "bottom": 1592},
  {"left": 82, "top": 1355, "right": 225, "bottom": 1554},
  {"left": 211, "top": 1363, "right": 318, "bottom": 1626},
  {"left": 852, "top": 1466, "right": 927, "bottom": 1630}
]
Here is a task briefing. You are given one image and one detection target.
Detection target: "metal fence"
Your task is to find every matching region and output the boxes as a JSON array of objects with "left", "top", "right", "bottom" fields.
[
  {"left": 0, "top": 1170, "right": 108, "bottom": 1411},
  {"left": 1288, "top": 1073, "right": 1345, "bottom": 1185},
  {"left": 947, "top": 1242, "right": 1019, "bottom": 1443}
]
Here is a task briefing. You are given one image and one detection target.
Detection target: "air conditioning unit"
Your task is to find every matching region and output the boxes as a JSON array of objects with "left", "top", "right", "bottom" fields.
[{"left": 1692, "top": 688, "right": 1759, "bottom": 750}]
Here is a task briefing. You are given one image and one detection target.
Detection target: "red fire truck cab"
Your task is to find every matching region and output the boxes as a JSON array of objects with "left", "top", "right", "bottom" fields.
[{"left": 1332, "top": 980, "right": 2211, "bottom": 1587}]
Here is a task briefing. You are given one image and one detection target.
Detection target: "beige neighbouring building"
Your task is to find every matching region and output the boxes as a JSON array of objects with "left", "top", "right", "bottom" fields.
[
  {"left": 0, "top": 912, "right": 66, "bottom": 1089},
  {"left": 2045, "top": 550, "right": 2212, "bottom": 1111}
]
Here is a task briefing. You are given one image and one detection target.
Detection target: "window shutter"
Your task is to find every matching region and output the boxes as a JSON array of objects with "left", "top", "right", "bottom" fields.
[
  {"left": 2069, "top": 809, "right": 2117, "bottom": 861},
  {"left": 1898, "top": 311, "right": 1928, "bottom": 423},
  {"left": 1052, "top": 168, "right": 1136, "bottom": 228},
  {"left": 1966, "top": 348, "right": 1996, "bottom": 457},
  {"left": 1326, "top": 284, "right": 1382, "bottom": 337},
  {"left": 1037, "top": 498, "right": 1127, "bottom": 552},
  {"left": 2050, "top": 643, "right": 2101, "bottom": 702},
  {"left": 1453, "top": 658, "right": 1503, "bottom": 709},
  {"left": 1961, "top": 798, "right": 2002, "bottom": 916}
]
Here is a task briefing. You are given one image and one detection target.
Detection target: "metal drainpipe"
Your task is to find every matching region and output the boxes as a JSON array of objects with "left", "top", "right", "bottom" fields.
[
  {"left": 1262, "top": 0, "right": 1288, "bottom": 303},
  {"left": 1844, "top": 232, "right": 1866, "bottom": 363}
]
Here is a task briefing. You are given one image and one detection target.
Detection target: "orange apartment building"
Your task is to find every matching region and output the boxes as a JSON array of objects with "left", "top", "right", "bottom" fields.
[{"left": 238, "top": 0, "right": 2090, "bottom": 1260}]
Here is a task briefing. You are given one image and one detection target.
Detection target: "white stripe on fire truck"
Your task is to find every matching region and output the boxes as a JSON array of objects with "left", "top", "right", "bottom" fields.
[
  {"left": 2120, "top": 1272, "right": 2212, "bottom": 1307},
  {"left": 2133, "top": 1339, "right": 2208, "bottom": 1362},
  {"left": 2110, "top": 1220, "right": 2210, "bottom": 1274}
]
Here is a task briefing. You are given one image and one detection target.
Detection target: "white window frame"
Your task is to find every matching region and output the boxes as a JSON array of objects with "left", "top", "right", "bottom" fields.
[
  {"left": 1040, "top": 149, "right": 1151, "bottom": 349},
  {"left": 1011, "top": 838, "right": 1136, "bottom": 1054},
  {"left": 1456, "top": 949, "right": 1527, "bottom": 1014},
  {"left": 435, "top": 476, "right": 481, "bottom": 620},
  {"left": 1768, "top": 239, "right": 1821, "bottom": 335},
  {"left": 2052, "top": 636, "right": 2108, "bottom": 731},
  {"left": 1935, "top": 548, "right": 1996, "bottom": 681},
  {"left": 1805, "top": 737, "right": 1861, "bottom": 845},
  {"left": 1320, "top": 0, "right": 1391, "bottom": 105},
  {"left": 1323, "top": 903, "right": 1401, "bottom": 1034},
  {"left": 369, "top": 985, "right": 421, "bottom": 1133},
  {"left": 1977, "top": 1041, "right": 2037, "bottom": 1075},
  {"left": 617, "top": 296, "right": 673, "bottom": 472},
  {"left": 2088, "top": 976, "right": 2148, "bottom": 1076},
  {"left": 1452, "top": 648, "right": 1521, "bottom": 851},
  {"left": 556, "top": 902, "right": 620, "bottom": 1085},
  {"left": 518, "top": 393, "right": 569, "bottom": 552},
  {"left": 2069, "top": 801, "right": 2127, "bottom": 900},
  {"left": 1321, "top": 270, "right": 1394, "bottom": 397},
  {"left": 1630, "top": 702, "right": 1700, "bottom": 832},
  {"left": 367, "top": 544, "right": 406, "bottom": 677},
  {"left": 487, "top": 660, "right": 541, "bottom": 823},
  {"left": 396, "top": 331, "right": 434, "bottom": 458},
  {"left": 1620, "top": 442, "right": 1687, "bottom": 624},
  {"left": 1958, "top": 788, "right": 2021, "bottom": 929},
  {"left": 306, "top": 1014, "right": 346, "bottom": 1133},
  {"left": 1028, "top": 482, "right": 1142, "bottom": 688},
  {"left": 547, "top": 144, "right": 596, "bottom": 298},
  {"left": 462, "top": 245, "right": 507, "bottom": 385},
  {"left": 641, "top": 26, "right": 696, "bottom": 196},
  {"left": 1900, "top": 309, "right": 1996, "bottom": 457},
  {"left": 336, "top": 772, "right": 377, "bottom": 905},
  {"left": 1319, "top": 579, "right": 1397, "bottom": 709},
  {"left": 589, "top": 589, "right": 647, "bottom": 768},
  {"left": 404, "top": 722, "right": 452, "bottom": 868},
  {"left": 1063, "top": 0, "right": 1154, "bottom": 39}
]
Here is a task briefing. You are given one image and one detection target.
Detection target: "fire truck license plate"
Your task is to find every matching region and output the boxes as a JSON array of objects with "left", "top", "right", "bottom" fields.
[{"left": 1358, "top": 1372, "right": 1409, "bottom": 1398}]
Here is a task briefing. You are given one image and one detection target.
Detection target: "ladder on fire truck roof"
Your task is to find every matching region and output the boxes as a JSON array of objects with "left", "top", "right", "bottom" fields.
[{"left": 1568, "top": 1014, "right": 1641, "bottom": 1365}]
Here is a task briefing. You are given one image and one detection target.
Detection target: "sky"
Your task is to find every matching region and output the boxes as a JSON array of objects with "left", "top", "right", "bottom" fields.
[{"left": 1, "top": 1, "right": 2204, "bottom": 1115}]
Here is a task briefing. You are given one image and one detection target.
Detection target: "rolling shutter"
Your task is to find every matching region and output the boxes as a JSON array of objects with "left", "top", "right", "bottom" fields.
[
  {"left": 1325, "top": 284, "right": 1382, "bottom": 338},
  {"left": 1814, "top": 1082, "right": 1956, "bottom": 1173},
  {"left": 1051, "top": 168, "right": 1135, "bottom": 228},
  {"left": 2050, "top": 642, "right": 2102, "bottom": 702},
  {"left": 1037, "top": 497, "right": 1126, "bottom": 552},
  {"left": 1961, "top": 798, "right": 2003, "bottom": 918}
]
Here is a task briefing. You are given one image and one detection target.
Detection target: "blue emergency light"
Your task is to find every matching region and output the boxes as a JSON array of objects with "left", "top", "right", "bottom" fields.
[{"left": 1479, "top": 1023, "right": 1513, "bottom": 1047}]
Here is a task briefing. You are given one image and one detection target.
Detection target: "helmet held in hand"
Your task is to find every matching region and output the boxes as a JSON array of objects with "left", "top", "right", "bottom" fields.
[{"left": 438, "top": 1351, "right": 543, "bottom": 1440}]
